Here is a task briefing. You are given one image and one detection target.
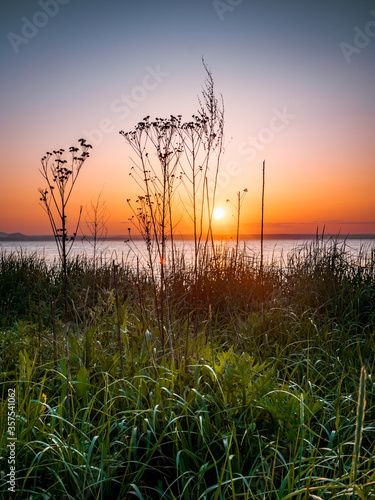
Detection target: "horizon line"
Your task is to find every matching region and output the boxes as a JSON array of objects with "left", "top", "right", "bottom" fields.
[{"left": 1, "top": 231, "right": 375, "bottom": 242}]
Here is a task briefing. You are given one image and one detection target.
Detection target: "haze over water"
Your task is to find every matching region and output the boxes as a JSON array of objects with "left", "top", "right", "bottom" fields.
[{"left": 1, "top": 238, "right": 374, "bottom": 269}]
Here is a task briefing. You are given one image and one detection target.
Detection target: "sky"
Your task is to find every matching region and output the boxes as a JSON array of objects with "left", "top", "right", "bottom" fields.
[{"left": 1, "top": 0, "right": 374, "bottom": 237}]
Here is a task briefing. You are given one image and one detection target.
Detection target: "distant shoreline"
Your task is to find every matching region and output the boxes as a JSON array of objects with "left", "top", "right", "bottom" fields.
[{"left": 1, "top": 232, "right": 375, "bottom": 242}]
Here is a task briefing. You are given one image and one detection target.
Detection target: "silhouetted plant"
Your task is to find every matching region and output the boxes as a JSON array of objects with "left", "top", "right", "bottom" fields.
[
  {"left": 260, "top": 159, "right": 266, "bottom": 277},
  {"left": 39, "top": 138, "right": 92, "bottom": 308},
  {"left": 120, "top": 61, "right": 225, "bottom": 351},
  {"left": 39, "top": 138, "right": 92, "bottom": 418},
  {"left": 196, "top": 58, "right": 225, "bottom": 260},
  {"left": 121, "top": 115, "right": 182, "bottom": 352}
]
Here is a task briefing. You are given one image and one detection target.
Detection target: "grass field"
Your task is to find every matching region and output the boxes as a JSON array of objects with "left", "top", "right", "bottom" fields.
[{"left": 1, "top": 238, "right": 374, "bottom": 499}]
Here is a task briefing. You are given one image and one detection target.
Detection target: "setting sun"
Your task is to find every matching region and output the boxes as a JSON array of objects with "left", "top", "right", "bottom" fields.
[{"left": 213, "top": 207, "right": 226, "bottom": 220}]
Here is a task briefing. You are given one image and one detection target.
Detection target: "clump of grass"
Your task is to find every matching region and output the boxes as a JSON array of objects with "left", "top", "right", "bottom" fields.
[
  {"left": 1, "top": 340, "right": 374, "bottom": 498},
  {"left": 0, "top": 238, "right": 374, "bottom": 498}
]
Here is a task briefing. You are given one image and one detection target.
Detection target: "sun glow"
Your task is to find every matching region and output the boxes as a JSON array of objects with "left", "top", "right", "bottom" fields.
[{"left": 213, "top": 207, "right": 226, "bottom": 220}]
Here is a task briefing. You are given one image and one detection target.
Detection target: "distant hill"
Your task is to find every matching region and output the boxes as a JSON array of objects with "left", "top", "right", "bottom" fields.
[{"left": 0, "top": 232, "right": 55, "bottom": 241}]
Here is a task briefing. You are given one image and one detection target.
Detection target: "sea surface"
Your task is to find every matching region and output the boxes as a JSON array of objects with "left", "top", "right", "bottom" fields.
[{"left": 1, "top": 237, "right": 374, "bottom": 269}]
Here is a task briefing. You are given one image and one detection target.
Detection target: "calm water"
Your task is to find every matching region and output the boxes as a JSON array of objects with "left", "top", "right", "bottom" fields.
[{"left": 1, "top": 238, "right": 374, "bottom": 268}]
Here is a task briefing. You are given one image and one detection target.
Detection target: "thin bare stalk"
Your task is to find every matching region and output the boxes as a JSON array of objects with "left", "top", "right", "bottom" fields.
[{"left": 260, "top": 159, "right": 265, "bottom": 277}]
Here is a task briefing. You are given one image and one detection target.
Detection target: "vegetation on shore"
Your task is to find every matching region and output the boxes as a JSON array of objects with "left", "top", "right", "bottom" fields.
[{"left": 1, "top": 238, "right": 374, "bottom": 499}]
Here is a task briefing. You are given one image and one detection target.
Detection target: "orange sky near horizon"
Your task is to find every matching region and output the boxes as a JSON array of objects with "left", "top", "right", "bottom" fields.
[
  {"left": 1, "top": 1, "right": 374, "bottom": 238},
  {"left": 1, "top": 146, "right": 374, "bottom": 237}
]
